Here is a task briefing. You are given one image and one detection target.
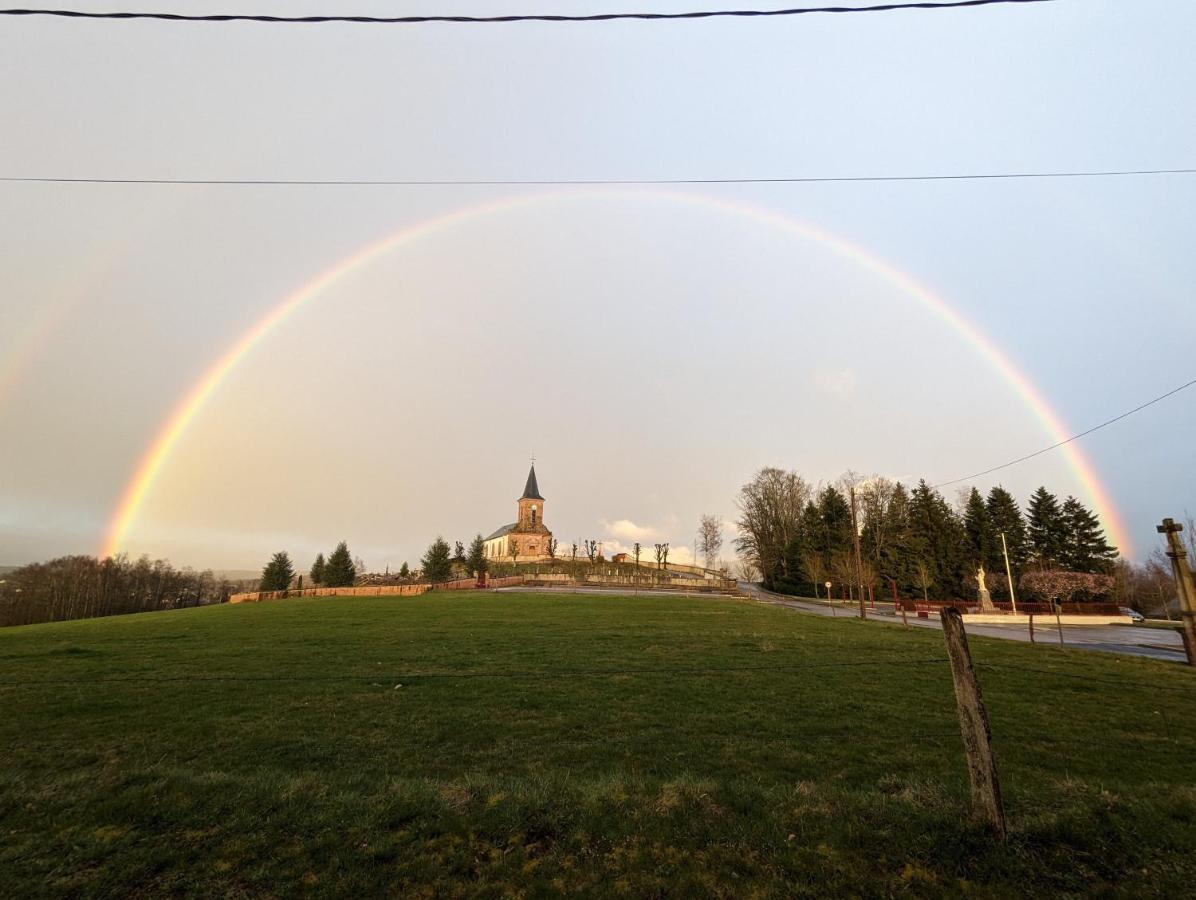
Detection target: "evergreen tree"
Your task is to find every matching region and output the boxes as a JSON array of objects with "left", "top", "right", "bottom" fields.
[
  {"left": 399, "top": 562, "right": 410, "bottom": 578},
  {"left": 421, "top": 536, "right": 453, "bottom": 583},
  {"left": 907, "top": 480, "right": 967, "bottom": 597},
  {"left": 871, "top": 482, "right": 915, "bottom": 593},
  {"left": 309, "top": 552, "right": 326, "bottom": 586},
  {"left": 1026, "top": 487, "right": 1067, "bottom": 566},
  {"left": 800, "top": 501, "right": 822, "bottom": 550},
  {"left": 985, "top": 485, "right": 1028, "bottom": 572},
  {"left": 466, "top": 534, "right": 488, "bottom": 576},
  {"left": 814, "top": 486, "right": 853, "bottom": 556},
  {"left": 963, "top": 487, "right": 998, "bottom": 569},
  {"left": 323, "top": 541, "right": 357, "bottom": 587},
  {"left": 1060, "top": 496, "right": 1118, "bottom": 573},
  {"left": 259, "top": 551, "right": 294, "bottom": 592}
]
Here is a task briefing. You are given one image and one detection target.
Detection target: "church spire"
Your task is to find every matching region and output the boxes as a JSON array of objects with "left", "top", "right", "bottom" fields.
[{"left": 520, "top": 463, "right": 544, "bottom": 501}]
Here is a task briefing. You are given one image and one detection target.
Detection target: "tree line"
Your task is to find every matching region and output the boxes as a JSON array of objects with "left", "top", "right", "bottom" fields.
[
  {"left": 0, "top": 554, "right": 240, "bottom": 628},
  {"left": 734, "top": 468, "right": 1121, "bottom": 604}
]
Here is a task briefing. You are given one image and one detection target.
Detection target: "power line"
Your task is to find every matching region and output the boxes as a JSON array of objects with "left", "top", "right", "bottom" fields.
[
  {"left": 4, "top": 167, "right": 1194, "bottom": 187},
  {"left": 0, "top": 1, "right": 1057, "bottom": 26},
  {"left": 935, "top": 376, "right": 1196, "bottom": 488}
]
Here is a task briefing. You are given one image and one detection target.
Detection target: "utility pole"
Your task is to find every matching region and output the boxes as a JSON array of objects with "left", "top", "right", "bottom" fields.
[
  {"left": 1157, "top": 518, "right": 1196, "bottom": 667},
  {"left": 999, "top": 532, "right": 1018, "bottom": 615},
  {"left": 850, "top": 484, "right": 866, "bottom": 620}
]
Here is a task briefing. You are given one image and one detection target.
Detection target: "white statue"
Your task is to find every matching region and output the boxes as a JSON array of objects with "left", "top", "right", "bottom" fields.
[{"left": 976, "top": 563, "right": 995, "bottom": 612}]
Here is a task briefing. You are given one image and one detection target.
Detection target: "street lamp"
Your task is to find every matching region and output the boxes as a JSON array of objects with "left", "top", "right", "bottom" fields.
[{"left": 1000, "top": 532, "right": 1018, "bottom": 615}]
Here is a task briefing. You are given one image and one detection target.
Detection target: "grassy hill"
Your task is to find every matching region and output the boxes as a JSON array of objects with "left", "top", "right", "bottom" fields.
[{"left": 1, "top": 593, "right": 1193, "bottom": 897}]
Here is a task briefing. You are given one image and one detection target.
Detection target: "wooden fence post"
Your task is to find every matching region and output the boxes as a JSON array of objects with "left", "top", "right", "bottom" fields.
[{"left": 940, "top": 607, "right": 1006, "bottom": 841}]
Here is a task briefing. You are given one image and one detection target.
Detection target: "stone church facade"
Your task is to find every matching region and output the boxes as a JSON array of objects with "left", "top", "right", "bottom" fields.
[{"left": 483, "top": 465, "right": 553, "bottom": 561}]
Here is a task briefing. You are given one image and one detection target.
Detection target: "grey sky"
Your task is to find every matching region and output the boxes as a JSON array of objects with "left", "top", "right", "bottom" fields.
[{"left": 1, "top": 1, "right": 1193, "bottom": 570}]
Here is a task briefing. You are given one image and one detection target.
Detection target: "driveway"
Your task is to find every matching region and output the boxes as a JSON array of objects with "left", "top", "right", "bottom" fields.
[{"left": 739, "top": 582, "right": 1188, "bottom": 664}]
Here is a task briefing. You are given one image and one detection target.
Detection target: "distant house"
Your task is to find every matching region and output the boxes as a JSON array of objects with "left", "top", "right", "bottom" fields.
[{"left": 612, "top": 553, "right": 629, "bottom": 563}]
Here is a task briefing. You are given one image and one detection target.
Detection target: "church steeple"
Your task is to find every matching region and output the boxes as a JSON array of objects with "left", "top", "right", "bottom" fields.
[{"left": 520, "top": 464, "right": 544, "bottom": 501}]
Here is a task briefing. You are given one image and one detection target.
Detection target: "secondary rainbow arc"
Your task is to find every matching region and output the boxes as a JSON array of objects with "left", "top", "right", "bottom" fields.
[{"left": 98, "top": 189, "right": 1131, "bottom": 558}]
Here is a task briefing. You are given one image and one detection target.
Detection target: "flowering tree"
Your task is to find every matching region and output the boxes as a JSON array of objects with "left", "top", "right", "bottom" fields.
[{"left": 1020, "top": 570, "right": 1114, "bottom": 605}]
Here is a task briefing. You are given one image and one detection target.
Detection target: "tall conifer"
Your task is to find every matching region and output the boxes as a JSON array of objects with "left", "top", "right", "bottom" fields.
[
  {"left": 260, "top": 551, "right": 294, "bottom": 591},
  {"left": 422, "top": 537, "right": 453, "bottom": 583},
  {"left": 309, "top": 553, "right": 326, "bottom": 586},
  {"left": 1027, "top": 487, "right": 1066, "bottom": 566},
  {"left": 985, "top": 486, "right": 1028, "bottom": 572},
  {"left": 467, "top": 534, "right": 488, "bottom": 576},
  {"left": 323, "top": 541, "right": 356, "bottom": 587},
  {"left": 963, "top": 487, "right": 997, "bottom": 569},
  {"left": 1060, "top": 496, "right": 1118, "bottom": 572}
]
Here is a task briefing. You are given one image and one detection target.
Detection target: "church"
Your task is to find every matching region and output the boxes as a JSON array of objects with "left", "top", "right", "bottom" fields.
[{"left": 483, "top": 464, "right": 554, "bottom": 561}]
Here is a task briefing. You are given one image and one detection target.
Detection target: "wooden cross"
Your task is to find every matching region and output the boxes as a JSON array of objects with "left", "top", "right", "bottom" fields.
[{"left": 1157, "top": 517, "right": 1196, "bottom": 666}]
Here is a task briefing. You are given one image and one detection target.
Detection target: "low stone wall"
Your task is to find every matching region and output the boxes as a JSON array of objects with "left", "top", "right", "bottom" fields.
[
  {"left": 961, "top": 613, "right": 1133, "bottom": 626},
  {"left": 229, "top": 575, "right": 528, "bottom": 604},
  {"left": 229, "top": 584, "right": 431, "bottom": 604},
  {"left": 522, "top": 573, "right": 737, "bottom": 592},
  {"left": 432, "top": 575, "right": 526, "bottom": 591},
  {"left": 227, "top": 573, "right": 738, "bottom": 604}
]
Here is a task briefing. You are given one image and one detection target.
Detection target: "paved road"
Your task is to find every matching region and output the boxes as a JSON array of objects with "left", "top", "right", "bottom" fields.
[{"left": 739, "top": 582, "right": 1188, "bottom": 664}]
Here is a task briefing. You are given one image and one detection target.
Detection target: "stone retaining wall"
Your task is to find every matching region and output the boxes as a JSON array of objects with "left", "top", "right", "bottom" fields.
[
  {"left": 229, "top": 575, "right": 529, "bottom": 605},
  {"left": 227, "top": 572, "right": 739, "bottom": 605}
]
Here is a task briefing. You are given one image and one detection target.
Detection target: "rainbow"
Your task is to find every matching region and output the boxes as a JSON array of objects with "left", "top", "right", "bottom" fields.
[{"left": 98, "top": 188, "right": 1132, "bottom": 558}]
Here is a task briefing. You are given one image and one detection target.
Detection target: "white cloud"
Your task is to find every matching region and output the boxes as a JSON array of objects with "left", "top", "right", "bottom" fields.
[
  {"left": 600, "top": 518, "right": 658, "bottom": 541},
  {"left": 812, "top": 368, "right": 858, "bottom": 396},
  {"left": 596, "top": 517, "right": 698, "bottom": 566}
]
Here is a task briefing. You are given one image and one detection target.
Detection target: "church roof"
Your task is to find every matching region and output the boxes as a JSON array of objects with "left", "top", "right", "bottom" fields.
[
  {"left": 520, "top": 464, "right": 544, "bottom": 501},
  {"left": 484, "top": 522, "right": 517, "bottom": 542}
]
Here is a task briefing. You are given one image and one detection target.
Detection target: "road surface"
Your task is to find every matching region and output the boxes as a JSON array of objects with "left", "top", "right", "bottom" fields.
[{"left": 739, "top": 582, "right": 1188, "bottom": 664}]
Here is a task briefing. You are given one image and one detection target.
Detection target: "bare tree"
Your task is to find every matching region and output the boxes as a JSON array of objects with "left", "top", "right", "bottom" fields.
[
  {"left": 654, "top": 542, "right": 670, "bottom": 570},
  {"left": 698, "top": 514, "right": 723, "bottom": 570},
  {"left": 915, "top": 559, "right": 932, "bottom": 603},
  {"left": 735, "top": 558, "right": 760, "bottom": 583},
  {"left": 547, "top": 538, "right": 558, "bottom": 560},
  {"left": 734, "top": 468, "right": 810, "bottom": 588},
  {"left": 584, "top": 540, "right": 599, "bottom": 564},
  {"left": 633, "top": 542, "right": 642, "bottom": 570},
  {"left": 802, "top": 550, "right": 826, "bottom": 599},
  {"left": 830, "top": 550, "right": 856, "bottom": 602}
]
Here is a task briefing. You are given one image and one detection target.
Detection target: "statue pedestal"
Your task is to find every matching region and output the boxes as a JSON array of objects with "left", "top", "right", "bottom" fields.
[{"left": 977, "top": 587, "right": 996, "bottom": 613}]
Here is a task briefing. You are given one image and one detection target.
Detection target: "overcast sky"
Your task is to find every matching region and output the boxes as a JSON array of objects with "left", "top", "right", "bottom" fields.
[{"left": 1, "top": 0, "right": 1193, "bottom": 571}]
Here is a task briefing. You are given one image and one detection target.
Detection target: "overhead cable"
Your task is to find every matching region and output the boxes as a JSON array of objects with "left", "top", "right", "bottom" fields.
[
  {"left": 0, "top": 1, "right": 1057, "bottom": 26},
  {"left": 6, "top": 167, "right": 1194, "bottom": 187},
  {"left": 934, "top": 376, "right": 1196, "bottom": 488}
]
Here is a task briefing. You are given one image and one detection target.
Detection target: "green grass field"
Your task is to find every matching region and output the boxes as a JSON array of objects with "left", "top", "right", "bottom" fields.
[{"left": 2, "top": 593, "right": 1193, "bottom": 897}]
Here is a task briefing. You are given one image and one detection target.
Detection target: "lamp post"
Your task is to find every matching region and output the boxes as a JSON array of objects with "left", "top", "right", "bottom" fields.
[{"left": 1000, "top": 532, "right": 1018, "bottom": 615}]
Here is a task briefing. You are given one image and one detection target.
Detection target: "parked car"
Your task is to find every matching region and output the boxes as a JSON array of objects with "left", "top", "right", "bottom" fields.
[{"left": 1119, "top": 606, "right": 1145, "bottom": 623}]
